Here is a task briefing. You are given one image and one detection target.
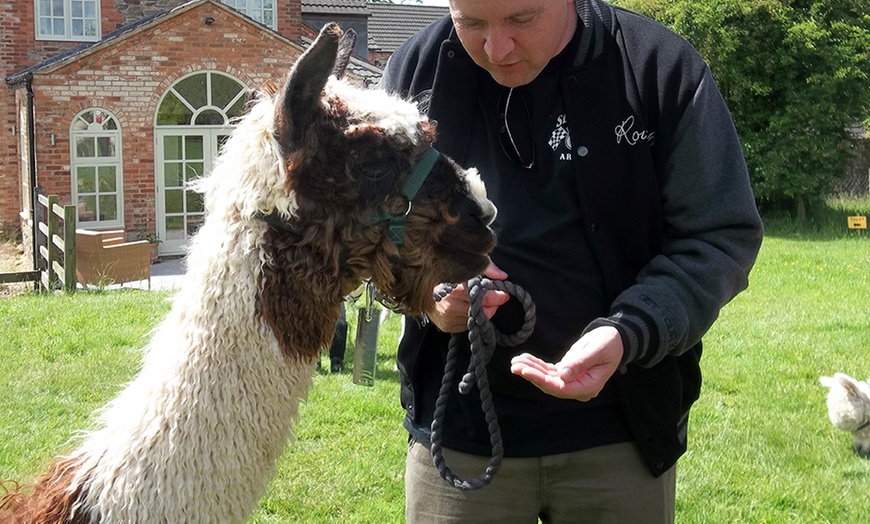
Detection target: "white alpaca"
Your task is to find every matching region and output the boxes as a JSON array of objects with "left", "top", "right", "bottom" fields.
[
  {"left": 2, "top": 24, "right": 495, "bottom": 523},
  {"left": 820, "top": 373, "right": 870, "bottom": 457}
]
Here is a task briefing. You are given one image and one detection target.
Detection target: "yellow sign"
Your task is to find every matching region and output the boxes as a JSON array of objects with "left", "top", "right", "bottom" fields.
[{"left": 848, "top": 216, "right": 867, "bottom": 230}]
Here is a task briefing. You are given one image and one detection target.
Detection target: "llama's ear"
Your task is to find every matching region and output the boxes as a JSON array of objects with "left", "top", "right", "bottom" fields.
[
  {"left": 276, "top": 23, "right": 342, "bottom": 147},
  {"left": 833, "top": 373, "right": 863, "bottom": 398},
  {"left": 332, "top": 28, "right": 356, "bottom": 79},
  {"left": 834, "top": 373, "right": 857, "bottom": 386}
]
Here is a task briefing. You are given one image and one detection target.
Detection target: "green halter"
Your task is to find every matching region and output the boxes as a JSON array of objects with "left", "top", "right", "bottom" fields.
[
  {"left": 367, "top": 146, "right": 439, "bottom": 247},
  {"left": 260, "top": 147, "right": 441, "bottom": 248}
]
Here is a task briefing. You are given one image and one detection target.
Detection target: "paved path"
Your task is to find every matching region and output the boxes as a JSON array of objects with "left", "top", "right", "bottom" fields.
[
  {"left": 148, "top": 257, "right": 185, "bottom": 291},
  {"left": 100, "top": 257, "right": 184, "bottom": 291}
]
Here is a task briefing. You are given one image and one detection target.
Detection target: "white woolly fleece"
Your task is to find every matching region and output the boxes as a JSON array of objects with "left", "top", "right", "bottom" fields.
[
  {"left": 820, "top": 373, "right": 870, "bottom": 432},
  {"left": 195, "top": 95, "right": 299, "bottom": 221},
  {"left": 65, "top": 92, "right": 320, "bottom": 523},
  {"left": 326, "top": 77, "right": 424, "bottom": 141}
]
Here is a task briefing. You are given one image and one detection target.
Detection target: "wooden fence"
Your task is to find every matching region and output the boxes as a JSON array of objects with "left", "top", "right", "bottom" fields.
[{"left": 0, "top": 191, "right": 77, "bottom": 293}]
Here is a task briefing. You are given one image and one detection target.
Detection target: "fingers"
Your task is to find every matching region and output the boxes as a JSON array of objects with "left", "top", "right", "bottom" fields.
[
  {"left": 510, "top": 353, "right": 556, "bottom": 375},
  {"left": 484, "top": 260, "right": 508, "bottom": 281},
  {"left": 429, "top": 284, "right": 472, "bottom": 333},
  {"left": 429, "top": 272, "right": 510, "bottom": 331},
  {"left": 510, "top": 328, "right": 624, "bottom": 402},
  {"left": 510, "top": 352, "right": 595, "bottom": 401},
  {"left": 481, "top": 289, "right": 510, "bottom": 319}
]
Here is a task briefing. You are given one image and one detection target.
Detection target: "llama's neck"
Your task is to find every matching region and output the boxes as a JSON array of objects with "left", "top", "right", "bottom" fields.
[{"left": 66, "top": 220, "right": 327, "bottom": 523}]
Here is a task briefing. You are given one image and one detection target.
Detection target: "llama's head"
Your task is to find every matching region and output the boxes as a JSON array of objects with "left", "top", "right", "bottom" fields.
[
  {"left": 820, "top": 373, "right": 870, "bottom": 457},
  {"left": 200, "top": 22, "right": 495, "bottom": 351},
  {"left": 267, "top": 23, "right": 496, "bottom": 312}
]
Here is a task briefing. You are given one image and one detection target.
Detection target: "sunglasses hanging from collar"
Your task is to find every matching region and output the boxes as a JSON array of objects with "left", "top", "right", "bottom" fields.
[{"left": 498, "top": 87, "right": 536, "bottom": 170}]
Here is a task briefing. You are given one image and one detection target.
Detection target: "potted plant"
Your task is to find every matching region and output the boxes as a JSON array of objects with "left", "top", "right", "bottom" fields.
[{"left": 136, "top": 230, "right": 161, "bottom": 263}]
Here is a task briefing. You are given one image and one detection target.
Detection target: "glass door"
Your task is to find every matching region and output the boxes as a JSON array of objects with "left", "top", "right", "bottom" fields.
[
  {"left": 153, "top": 70, "right": 246, "bottom": 256},
  {"left": 155, "top": 129, "right": 230, "bottom": 255}
]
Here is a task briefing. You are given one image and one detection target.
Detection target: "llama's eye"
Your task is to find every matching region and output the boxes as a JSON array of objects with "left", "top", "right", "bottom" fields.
[
  {"left": 356, "top": 158, "right": 402, "bottom": 202},
  {"left": 358, "top": 161, "right": 392, "bottom": 182}
]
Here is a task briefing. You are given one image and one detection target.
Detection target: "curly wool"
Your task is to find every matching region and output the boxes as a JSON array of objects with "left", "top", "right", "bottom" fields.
[{"left": 820, "top": 373, "right": 870, "bottom": 456}]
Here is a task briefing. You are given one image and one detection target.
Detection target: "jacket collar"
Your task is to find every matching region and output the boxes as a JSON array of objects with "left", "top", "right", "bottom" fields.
[{"left": 574, "top": 0, "right": 613, "bottom": 67}]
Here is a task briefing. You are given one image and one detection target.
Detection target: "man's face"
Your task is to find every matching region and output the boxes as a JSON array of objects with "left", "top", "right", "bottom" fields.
[{"left": 449, "top": 0, "right": 578, "bottom": 88}]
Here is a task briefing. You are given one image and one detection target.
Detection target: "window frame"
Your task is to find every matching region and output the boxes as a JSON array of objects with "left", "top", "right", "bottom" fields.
[
  {"left": 70, "top": 108, "right": 124, "bottom": 228},
  {"left": 221, "top": 0, "right": 277, "bottom": 30},
  {"left": 34, "top": 0, "right": 101, "bottom": 42},
  {"left": 155, "top": 70, "right": 248, "bottom": 127}
]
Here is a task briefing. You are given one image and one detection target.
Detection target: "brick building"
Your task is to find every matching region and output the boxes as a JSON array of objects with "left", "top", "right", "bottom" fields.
[{"left": 1, "top": 0, "right": 392, "bottom": 257}]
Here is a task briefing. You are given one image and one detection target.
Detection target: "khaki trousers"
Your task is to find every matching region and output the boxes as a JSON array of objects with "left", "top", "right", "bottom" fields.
[{"left": 406, "top": 439, "right": 675, "bottom": 524}]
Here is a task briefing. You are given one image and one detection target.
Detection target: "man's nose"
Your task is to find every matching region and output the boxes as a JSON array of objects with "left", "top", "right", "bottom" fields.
[{"left": 483, "top": 27, "right": 515, "bottom": 63}]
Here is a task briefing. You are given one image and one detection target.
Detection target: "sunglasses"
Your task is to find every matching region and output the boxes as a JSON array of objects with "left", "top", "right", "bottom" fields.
[{"left": 498, "top": 88, "right": 536, "bottom": 170}]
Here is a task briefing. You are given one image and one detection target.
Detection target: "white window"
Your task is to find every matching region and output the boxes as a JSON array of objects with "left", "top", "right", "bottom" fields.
[
  {"left": 35, "top": 0, "right": 100, "bottom": 41},
  {"left": 222, "top": 0, "right": 277, "bottom": 30},
  {"left": 71, "top": 109, "right": 123, "bottom": 227}
]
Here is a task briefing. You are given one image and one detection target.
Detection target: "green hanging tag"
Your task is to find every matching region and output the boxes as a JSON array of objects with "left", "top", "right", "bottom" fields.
[{"left": 353, "top": 281, "right": 380, "bottom": 387}]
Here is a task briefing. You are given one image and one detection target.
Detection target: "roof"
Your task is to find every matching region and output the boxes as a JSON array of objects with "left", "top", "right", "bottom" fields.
[
  {"left": 301, "top": 0, "right": 369, "bottom": 16},
  {"left": 366, "top": 2, "right": 448, "bottom": 53},
  {"left": 298, "top": 33, "right": 383, "bottom": 86},
  {"left": 6, "top": 0, "right": 381, "bottom": 86},
  {"left": 6, "top": 0, "right": 281, "bottom": 84}
]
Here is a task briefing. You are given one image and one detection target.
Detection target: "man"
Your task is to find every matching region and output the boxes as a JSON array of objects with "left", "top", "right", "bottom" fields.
[{"left": 381, "top": 0, "right": 763, "bottom": 522}]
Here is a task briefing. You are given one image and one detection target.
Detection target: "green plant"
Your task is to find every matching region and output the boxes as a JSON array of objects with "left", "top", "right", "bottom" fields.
[{"left": 135, "top": 230, "right": 161, "bottom": 244}]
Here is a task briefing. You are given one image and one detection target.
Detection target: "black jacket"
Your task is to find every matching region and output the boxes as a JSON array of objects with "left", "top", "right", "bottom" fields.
[{"left": 383, "top": 0, "right": 763, "bottom": 476}]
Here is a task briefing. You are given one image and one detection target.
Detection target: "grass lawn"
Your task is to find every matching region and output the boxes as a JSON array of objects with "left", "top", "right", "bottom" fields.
[
  {"left": 678, "top": 234, "right": 870, "bottom": 522},
  {"left": 1, "top": 213, "right": 869, "bottom": 521}
]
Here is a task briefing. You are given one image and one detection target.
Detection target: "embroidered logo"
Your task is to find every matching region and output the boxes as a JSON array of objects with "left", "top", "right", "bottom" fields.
[
  {"left": 549, "top": 114, "right": 573, "bottom": 161},
  {"left": 614, "top": 115, "right": 655, "bottom": 146}
]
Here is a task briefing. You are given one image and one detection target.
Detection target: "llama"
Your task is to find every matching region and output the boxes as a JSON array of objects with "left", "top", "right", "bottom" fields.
[
  {"left": 1, "top": 23, "right": 496, "bottom": 523},
  {"left": 820, "top": 373, "right": 870, "bottom": 457}
]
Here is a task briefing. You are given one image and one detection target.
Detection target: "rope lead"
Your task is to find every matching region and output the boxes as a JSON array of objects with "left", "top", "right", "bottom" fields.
[{"left": 430, "top": 276, "right": 536, "bottom": 490}]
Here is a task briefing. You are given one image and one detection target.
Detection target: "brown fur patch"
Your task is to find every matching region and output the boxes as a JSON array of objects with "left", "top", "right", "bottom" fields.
[
  {"left": 1, "top": 458, "right": 96, "bottom": 523},
  {"left": 257, "top": 224, "right": 347, "bottom": 361}
]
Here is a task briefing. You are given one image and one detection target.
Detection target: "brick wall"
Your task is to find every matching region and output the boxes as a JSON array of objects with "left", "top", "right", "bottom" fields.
[
  {"left": 0, "top": 0, "right": 120, "bottom": 71},
  {"left": 27, "top": 2, "right": 305, "bottom": 237},
  {"left": 0, "top": 87, "right": 20, "bottom": 231},
  {"left": 1, "top": 0, "right": 308, "bottom": 230}
]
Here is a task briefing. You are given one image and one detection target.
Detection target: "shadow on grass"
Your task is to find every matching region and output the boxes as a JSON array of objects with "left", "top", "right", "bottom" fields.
[{"left": 760, "top": 197, "right": 870, "bottom": 241}]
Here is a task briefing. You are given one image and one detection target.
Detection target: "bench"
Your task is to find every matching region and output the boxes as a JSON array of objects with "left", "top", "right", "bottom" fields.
[{"left": 75, "top": 229, "right": 151, "bottom": 288}]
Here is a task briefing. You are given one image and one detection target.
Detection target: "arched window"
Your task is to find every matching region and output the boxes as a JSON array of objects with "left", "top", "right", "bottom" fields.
[
  {"left": 71, "top": 108, "right": 122, "bottom": 226},
  {"left": 156, "top": 71, "right": 248, "bottom": 127}
]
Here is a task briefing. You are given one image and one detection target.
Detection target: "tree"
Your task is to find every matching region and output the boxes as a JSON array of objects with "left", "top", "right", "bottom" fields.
[{"left": 616, "top": 0, "right": 870, "bottom": 218}]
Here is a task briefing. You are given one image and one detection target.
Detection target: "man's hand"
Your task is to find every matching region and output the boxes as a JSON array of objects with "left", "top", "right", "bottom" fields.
[
  {"left": 428, "top": 262, "right": 510, "bottom": 333},
  {"left": 510, "top": 326, "right": 623, "bottom": 401}
]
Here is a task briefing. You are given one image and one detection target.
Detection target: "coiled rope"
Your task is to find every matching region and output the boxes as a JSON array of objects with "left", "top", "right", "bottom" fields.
[{"left": 429, "top": 276, "right": 536, "bottom": 490}]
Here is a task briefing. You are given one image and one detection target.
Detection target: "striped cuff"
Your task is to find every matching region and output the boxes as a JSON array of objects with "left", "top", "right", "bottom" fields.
[{"left": 583, "top": 307, "right": 657, "bottom": 368}]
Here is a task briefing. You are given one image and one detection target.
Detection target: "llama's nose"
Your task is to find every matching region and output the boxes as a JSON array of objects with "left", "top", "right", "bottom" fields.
[{"left": 480, "top": 199, "right": 497, "bottom": 226}]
